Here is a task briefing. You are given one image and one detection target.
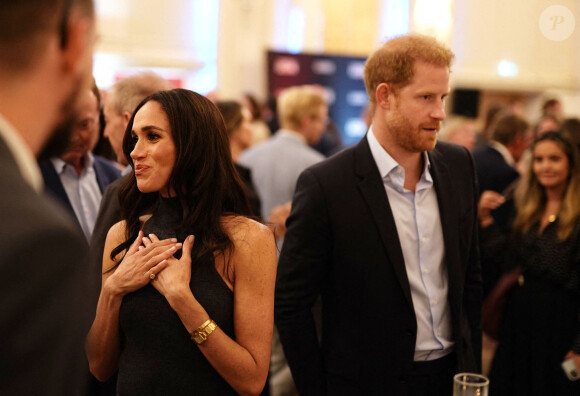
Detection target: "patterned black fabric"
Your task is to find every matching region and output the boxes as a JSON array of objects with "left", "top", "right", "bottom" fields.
[
  {"left": 489, "top": 217, "right": 580, "bottom": 396},
  {"left": 117, "top": 196, "right": 237, "bottom": 395}
]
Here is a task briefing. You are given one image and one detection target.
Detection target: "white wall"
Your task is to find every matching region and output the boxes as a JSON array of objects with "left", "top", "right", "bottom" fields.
[
  {"left": 451, "top": 0, "right": 580, "bottom": 92},
  {"left": 216, "top": 0, "right": 275, "bottom": 101},
  {"left": 94, "top": 0, "right": 580, "bottom": 116}
]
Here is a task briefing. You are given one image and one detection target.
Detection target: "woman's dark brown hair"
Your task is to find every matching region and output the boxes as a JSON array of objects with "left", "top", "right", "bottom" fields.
[{"left": 110, "top": 89, "right": 251, "bottom": 271}]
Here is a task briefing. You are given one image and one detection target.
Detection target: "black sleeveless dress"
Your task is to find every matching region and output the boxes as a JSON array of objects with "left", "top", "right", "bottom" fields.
[
  {"left": 117, "top": 197, "right": 237, "bottom": 395},
  {"left": 489, "top": 218, "right": 580, "bottom": 395}
]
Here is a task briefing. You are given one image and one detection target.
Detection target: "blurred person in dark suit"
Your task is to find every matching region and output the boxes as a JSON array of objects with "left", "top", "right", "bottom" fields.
[
  {"left": 473, "top": 114, "right": 530, "bottom": 298},
  {"left": 40, "top": 85, "right": 120, "bottom": 242},
  {"left": 0, "top": 0, "right": 96, "bottom": 394},
  {"left": 473, "top": 114, "right": 530, "bottom": 224}
]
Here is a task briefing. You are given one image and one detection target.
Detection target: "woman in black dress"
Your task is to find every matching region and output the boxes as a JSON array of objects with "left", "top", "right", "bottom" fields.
[
  {"left": 86, "top": 89, "right": 277, "bottom": 395},
  {"left": 489, "top": 131, "right": 580, "bottom": 395}
]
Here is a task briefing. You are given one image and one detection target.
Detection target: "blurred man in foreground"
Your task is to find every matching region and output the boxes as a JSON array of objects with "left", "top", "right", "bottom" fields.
[{"left": 0, "top": 0, "right": 97, "bottom": 394}]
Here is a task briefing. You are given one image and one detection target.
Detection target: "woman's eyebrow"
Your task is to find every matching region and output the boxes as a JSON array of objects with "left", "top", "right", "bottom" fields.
[{"left": 137, "top": 125, "right": 168, "bottom": 133}]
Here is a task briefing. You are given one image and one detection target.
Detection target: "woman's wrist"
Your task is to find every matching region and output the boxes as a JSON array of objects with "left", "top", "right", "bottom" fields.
[
  {"left": 102, "top": 276, "right": 128, "bottom": 299},
  {"left": 166, "top": 287, "right": 198, "bottom": 311},
  {"left": 166, "top": 289, "right": 208, "bottom": 333}
]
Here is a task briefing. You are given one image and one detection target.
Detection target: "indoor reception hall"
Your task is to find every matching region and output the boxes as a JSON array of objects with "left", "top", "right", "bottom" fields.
[{"left": 1, "top": 0, "right": 580, "bottom": 395}]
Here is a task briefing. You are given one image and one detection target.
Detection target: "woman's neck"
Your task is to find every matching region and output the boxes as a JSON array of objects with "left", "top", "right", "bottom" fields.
[
  {"left": 545, "top": 183, "right": 566, "bottom": 203},
  {"left": 160, "top": 191, "right": 176, "bottom": 199},
  {"left": 538, "top": 185, "right": 566, "bottom": 234}
]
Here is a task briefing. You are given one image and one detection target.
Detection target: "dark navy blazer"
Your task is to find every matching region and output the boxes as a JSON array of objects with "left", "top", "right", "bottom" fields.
[{"left": 39, "top": 155, "right": 121, "bottom": 232}]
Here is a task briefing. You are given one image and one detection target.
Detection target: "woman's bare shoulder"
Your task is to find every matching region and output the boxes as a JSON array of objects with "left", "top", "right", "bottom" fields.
[
  {"left": 221, "top": 215, "right": 275, "bottom": 252},
  {"left": 106, "top": 215, "right": 149, "bottom": 244},
  {"left": 220, "top": 216, "right": 276, "bottom": 288},
  {"left": 221, "top": 215, "right": 271, "bottom": 237},
  {"left": 105, "top": 220, "right": 128, "bottom": 244}
]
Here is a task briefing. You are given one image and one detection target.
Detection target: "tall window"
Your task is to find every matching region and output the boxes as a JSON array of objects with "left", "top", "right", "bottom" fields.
[
  {"left": 93, "top": 0, "right": 220, "bottom": 94},
  {"left": 378, "top": 0, "right": 410, "bottom": 43}
]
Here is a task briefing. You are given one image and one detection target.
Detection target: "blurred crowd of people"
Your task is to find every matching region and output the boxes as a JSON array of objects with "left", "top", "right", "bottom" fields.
[{"left": 2, "top": 1, "right": 580, "bottom": 396}]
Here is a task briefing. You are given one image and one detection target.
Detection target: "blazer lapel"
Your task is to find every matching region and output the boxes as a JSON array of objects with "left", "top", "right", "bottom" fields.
[
  {"left": 39, "top": 161, "right": 74, "bottom": 211},
  {"left": 93, "top": 157, "right": 109, "bottom": 193},
  {"left": 354, "top": 137, "right": 413, "bottom": 309},
  {"left": 428, "top": 147, "right": 463, "bottom": 308}
]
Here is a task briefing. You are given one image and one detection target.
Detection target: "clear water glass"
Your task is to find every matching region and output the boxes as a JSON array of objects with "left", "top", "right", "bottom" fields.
[{"left": 453, "top": 373, "right": 489, "bottom": 396}]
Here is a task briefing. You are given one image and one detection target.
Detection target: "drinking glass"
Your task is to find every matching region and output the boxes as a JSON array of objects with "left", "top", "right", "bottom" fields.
[{"left": 453, "top": 373, "right": 489, "bottom": 396}]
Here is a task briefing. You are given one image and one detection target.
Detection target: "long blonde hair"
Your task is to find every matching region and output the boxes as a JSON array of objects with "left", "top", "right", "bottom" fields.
[{"left": 513, "top": 131, "right": 580, "bottom": 241}]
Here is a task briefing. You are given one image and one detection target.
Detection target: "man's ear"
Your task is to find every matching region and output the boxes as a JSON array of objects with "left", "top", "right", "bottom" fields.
[
  {"left": 60, "top": 9, "right": 94, "bottom": 76},
  {"left": 298, "top": 114, "right": 311, "bottom": 131},
  {"left": 375, "top": 83, "right": 393, "bottom": 110},
  {"left": 123, "top": 112, "right": 132, "bottom": 123}
]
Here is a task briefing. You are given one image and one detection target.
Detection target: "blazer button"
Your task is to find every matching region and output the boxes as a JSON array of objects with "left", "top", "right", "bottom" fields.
[{"left": 406, "top": 330, "right": 413, "bottom": 336}]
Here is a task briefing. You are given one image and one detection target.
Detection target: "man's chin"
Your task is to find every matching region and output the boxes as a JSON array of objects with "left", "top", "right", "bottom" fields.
[
  {"left": 61, "top": 151, "right": 85, "bottom": 165},
  {"left": 408, "top": 137, "right": 437, "bottom": 153},
  {"left": 38, "top": 75, "right": 84, "bottom": 161},
  {"left": 38, "top": 120, "right": 75, "bottom": 161},
  {"left": 426, "top": 137, "right": 438, "bottom": 151}
]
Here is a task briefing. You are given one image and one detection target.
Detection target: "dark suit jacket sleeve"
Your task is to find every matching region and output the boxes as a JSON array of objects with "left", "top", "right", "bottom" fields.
[
  {"left": 464, "top": 150, "right": 483, "bottom": 371},
  {"left": 93, "top": 156, "right": 121, "bottom": 192},
  {"left": 275, "top": 168, "right": 331, "bottom": 396},
  {"left": 89, "top": 176, "right": 123, "bottom": 306},
  {"left": 0, "top": 221, "right": 91, "bottom": 395}
]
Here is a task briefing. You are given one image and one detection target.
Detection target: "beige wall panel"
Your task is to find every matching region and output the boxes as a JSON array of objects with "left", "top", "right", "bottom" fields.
[
  {"left": 451, "top": 0, "right": 580, "bottom": 90},
  {"left": 322, "top": 0, "right": 380, "bottom": 56}
]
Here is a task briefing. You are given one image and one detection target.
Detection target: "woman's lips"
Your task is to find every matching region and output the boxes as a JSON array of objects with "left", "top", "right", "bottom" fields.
[{"left": 134, "top": 164, "right": 149, "bottom": 175}]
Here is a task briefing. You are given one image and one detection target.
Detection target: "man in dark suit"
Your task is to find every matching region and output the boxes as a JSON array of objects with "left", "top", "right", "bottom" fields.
[
  {"left": 473, "top": 114, "right": 529, "bottom": 297},
  {"left": 275, "top": 34, "right": 482, "bottom": 396},
  {"left": 0, "top": 0, "right": 96, "bottom": 394},
  {"left": 473, "top": 113, "right": 529, "bottom": 201},
  {"left": 40, "top": 87, "right": 121, "bottom": 241}
]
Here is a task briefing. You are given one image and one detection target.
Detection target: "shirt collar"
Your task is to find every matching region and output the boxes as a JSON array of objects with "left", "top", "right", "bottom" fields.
[
  {"left": 490, "top": 140, "right": 515, "bottom": 167},
  {"left": 367, "top": 126, "right": 432, "bottom": 182},
  {"left": 51, "top": 152, "right": 95, "bottom": 175},
  {"left": 0, "top": 113, "right": 43, "bottom": 192},
  {"left": 278, "top": 128, "right": 307, "bottom": 144}
]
